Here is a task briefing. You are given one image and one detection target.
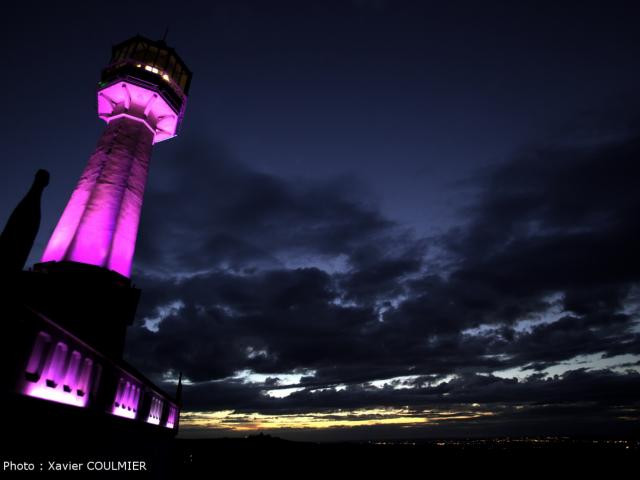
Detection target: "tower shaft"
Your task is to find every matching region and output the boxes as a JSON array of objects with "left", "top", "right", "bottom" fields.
[{"left": 42, "top": 117, "right": 153, "bottom": 278}]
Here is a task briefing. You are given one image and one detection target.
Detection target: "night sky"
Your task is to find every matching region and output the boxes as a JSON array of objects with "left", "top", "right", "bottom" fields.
[{"left": 1, "top": 1, "right": 639, "bottom": 440}]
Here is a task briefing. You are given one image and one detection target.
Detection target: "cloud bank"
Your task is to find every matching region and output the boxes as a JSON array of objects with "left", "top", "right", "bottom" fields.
[{"left": 125, "top": 116, "right": 640, "bottom": 437}]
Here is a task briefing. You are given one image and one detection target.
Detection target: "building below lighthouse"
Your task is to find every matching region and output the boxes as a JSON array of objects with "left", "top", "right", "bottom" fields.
[{"left": 1, "top": 35, "right": 192, "bottom": 464}]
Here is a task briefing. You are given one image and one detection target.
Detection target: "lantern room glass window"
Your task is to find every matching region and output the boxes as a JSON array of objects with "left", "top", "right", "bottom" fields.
[{"left": 106, "top": 36, "right": 192, "bottom": 95}]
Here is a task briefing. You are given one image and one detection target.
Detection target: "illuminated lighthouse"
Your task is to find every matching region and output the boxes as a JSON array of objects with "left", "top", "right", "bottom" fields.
[
  {"left": 42, "top": 36, "right": 191, "bottom": 278},
  {"left": 2, "top": 36, "right": 191, "bottom": 457},
  {"left": 22, "top": 36, "right": 193, "bottom": 357}
]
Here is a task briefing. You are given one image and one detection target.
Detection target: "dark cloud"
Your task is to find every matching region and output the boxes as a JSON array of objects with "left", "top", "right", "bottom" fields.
[
  {"left": 448, "top": 130, "right": 640, "bottom": 310},
  {"left": 255, "top": 368, "right": 640, "bottom": 413},
  {"left": 135, "top": 140, "right": 395, "bottom": 276},
  {"left": 125, "top": 116, "right": 640, "bottom": 435}
]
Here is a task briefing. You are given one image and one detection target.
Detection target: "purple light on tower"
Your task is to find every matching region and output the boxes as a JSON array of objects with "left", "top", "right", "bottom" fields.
[
  {"left": 111, "top": 376, "right": 142, "bottom": 420},
  {"left": 165, "top": 404, "right": 178, "bottom": 429},
  {"left": 41, "top": 36, "right": 191, "bottom": 277},
  {"left": 22, "top": 331, "right": 98, "bottom": 408},
  {"left": 147, "top": 396, "right": 163, "bottom": 425}
]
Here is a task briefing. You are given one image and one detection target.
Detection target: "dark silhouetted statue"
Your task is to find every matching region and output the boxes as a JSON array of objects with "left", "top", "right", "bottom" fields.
[{"left": 0, "top": 169, "right": 49, "bottom": 272}]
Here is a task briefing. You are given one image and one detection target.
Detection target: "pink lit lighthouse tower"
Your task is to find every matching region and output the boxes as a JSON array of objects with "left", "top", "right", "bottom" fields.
[
  {"left": 42, "top": 36, "right": 191, "bottom": 278},
  {"left": 32, "top": 36, "right": 192, "bottom": 357}
]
